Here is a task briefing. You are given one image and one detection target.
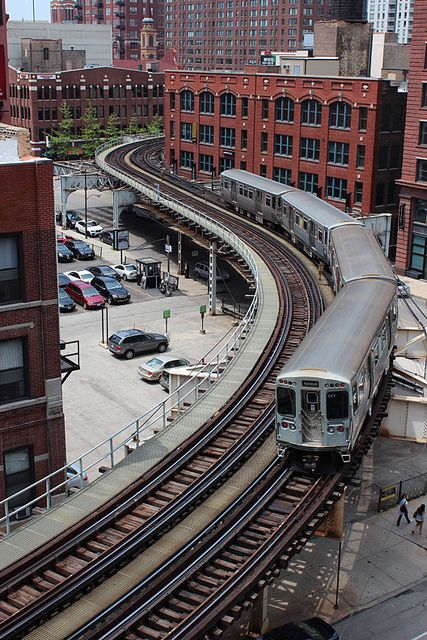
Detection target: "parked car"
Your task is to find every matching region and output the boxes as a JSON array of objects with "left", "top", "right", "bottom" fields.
[
  {"left": 89, "top": 265, "right": 121, "bottom": 281},
  {"left": 113, "top": 263, "right": 138, "bottom": 281},
  {"left": 65, "top": 281, "right": 105, "bottom": 309},
  {"left": 108, "top": 329, "right": 169, "bottom": 359},
  {"left": 64, "top": 239, "right": 95, "bottom": 260},
  {"left": 194, "top": 261, "right": 230, "bottom": 281},
  {"left": 57, "top": 242, "right": 74, "bottom": 263},
  {"left": 75, "top": 219, "right": 103, "bottom": 237},
  {"left": 56, "top": 230, "right": 68, "bottom": 244},
  {"left": 58, "top": 272, "right": 72, "bottom": 288},
  {"left": 397, "top": 278, "right": 411, "bottom": 298},
  {"left": 138, "top": 355, "right": 190, "bottom": 382},
  {"left": 100, "top": 228, "right": 115, "bottom": 245},
  {"left": 65, "top": 211, "right": 82, "bottom": 229},
  {"left": 58, "top": 287, "right": 76, "bottom": 312},
  {"left": 64, "top": 269, "right": 94, "bottom": 283},
  {"left": 66, "top": 462, "right": 89, "bottom": 492},
  {"left": 91, "top": 276, "right": 131, "bottom": 304},
  {"left": 254, "top": 618, "right": 339, "bottom": 640}
]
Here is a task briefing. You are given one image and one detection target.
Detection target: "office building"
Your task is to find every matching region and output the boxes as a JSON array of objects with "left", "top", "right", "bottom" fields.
[{"left": 367, "top": 0, "right": 414, "bottom": 44}]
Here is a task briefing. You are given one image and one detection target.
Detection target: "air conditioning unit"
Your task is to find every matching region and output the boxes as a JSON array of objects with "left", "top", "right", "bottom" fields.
[{"left": 14, "top": 506, "right": 31, "bottom": 521}]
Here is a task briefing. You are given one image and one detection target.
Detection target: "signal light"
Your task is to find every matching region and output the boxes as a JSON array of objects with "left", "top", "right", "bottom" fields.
[{"left": 337, "top": 425, "right": 345, "bottom": 432}]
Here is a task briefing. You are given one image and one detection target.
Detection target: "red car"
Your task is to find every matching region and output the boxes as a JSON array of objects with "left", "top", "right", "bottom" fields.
[{"left": 65, "top": 281, "right": 105, "bottom": 310}]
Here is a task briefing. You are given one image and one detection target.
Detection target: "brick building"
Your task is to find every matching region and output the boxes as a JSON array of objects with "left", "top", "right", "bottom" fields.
[
  {"left": 395, "top": 0, "right": 427, "bottom": 276},
  {"left": 0, "top": 125, "right": 65, "bottom": 509},
  {"left": 165, "top": 70, "right": 406, "bottom": 215},
  {"left": 8, "top": 66, "right": 164, "bottom": 156},
  {"left": 0, "top": 0, "right": 9, "bottom": 123},
  {"left": 51, "top": 0, "right": 165, "bottom": 62}
]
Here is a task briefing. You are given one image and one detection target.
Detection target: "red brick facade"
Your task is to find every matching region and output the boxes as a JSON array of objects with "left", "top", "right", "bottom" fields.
[
  {"left": 165, "top": 70, "right": 405, "bottom": 215},
  {"left": 395, "top": 0, "right": 427, "bottom": 276},
  {"left": 8, "top": 66, "right": 164, "bottom": 156},
  {"left": 0, "top": 159, "right": 65, "bottom": 505},
  {"left": 0, "top": 0, "right": 9, "bottom": 123}
]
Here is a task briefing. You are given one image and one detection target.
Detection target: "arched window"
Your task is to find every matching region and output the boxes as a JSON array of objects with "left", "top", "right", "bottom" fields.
[
  {"left": 329, "top": 101, "right": 351, "bottom": 129},
  {"left": 301, "top": 99, "right": 322, "bottom": 126},
  {"left": 220, "top": 93, "right": 236, "bottom": 116},
  {"left": 180, "top": 89, "right": 194, "bottom": 112},
  {"left": 148, "top": 35, "right": 154, "bottom": 47},
  {"left": 275, "top": 97, "right": 294, "bottom": 123},
  {"left": 199, "top": 91, "right": 215, "bottom": 114}
]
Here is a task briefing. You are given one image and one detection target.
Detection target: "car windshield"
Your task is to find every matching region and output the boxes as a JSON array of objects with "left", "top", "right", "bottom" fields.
[
  {"left": 146, "top": 358, "right": 163, "bottom": 368},
  {"left": 109, "top": 334, "right": 121, "bottom": 344},
  {"left": 74, "top": 242, "right": 89, "bottom": 248},
  {"left": 59, "top": 289, "right": 69, "bottom": 300},
  {"left": 87, "top": 220, "right": 97, "bottom": 226},
  {"left": 101, "top": 267, "right": 115, "bottom": 274},
  {"left": 108, "top": 281, "right": 122, "bottom": 290},
  {"left": 126, "top": 265, "right": 137, "bottom": 271},
  {"left": 85, "top": 286, "right": 100, "bottom": 297}
]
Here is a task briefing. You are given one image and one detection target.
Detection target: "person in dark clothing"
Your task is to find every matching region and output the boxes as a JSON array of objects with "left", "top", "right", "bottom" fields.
[{"left": 397, "top": 494, "right": 411, "bottom": 526}]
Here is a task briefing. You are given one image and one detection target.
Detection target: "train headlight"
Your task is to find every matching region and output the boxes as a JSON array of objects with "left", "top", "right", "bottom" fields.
[
  {"left": 327, "top": 426, "right": 335, "bottom": 433},
  {"left": 289, "top": 424, "right": 296, "bottom": 431},
  {"left": 281, "top": 421, "right": 288, "bottom": 429}
]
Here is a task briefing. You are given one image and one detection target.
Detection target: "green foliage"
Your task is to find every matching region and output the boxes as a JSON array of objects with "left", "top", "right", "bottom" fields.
[
  {"left": 81, "top": 103, "right": 103, "bottom": 157},
  {"left": 104, "top": 112, "right": 121, "bottom": 140},
  {"left": 127, "top": 114, "right": 140, "bottom": 136},
  {"left": 144, "top": 115, "right": 164, "bottom": 135},
  {"left": 47, "top": 102, "right": 75, "bottom": 158}
]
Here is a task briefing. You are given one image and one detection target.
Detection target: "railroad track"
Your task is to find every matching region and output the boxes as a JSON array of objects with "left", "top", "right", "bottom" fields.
[{"left": 0, "top": 142, "right": 324, "bottom": 639}]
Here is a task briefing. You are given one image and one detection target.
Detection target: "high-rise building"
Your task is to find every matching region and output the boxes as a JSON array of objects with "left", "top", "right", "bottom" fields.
[
  {"left": 0, "top": 0, "right": 9, "bottom": 123},
  {"left": 51, "top": 0, "right": 164, "bottom": 61},
  {"left": 367, "top": 0, "right": 414, "bottom": 44},
  {"left": 328, "top": 0, "right": 367, "bottom": 20},
  {"left": 395, "top": 0, "right": 427, "bottom": 276}
]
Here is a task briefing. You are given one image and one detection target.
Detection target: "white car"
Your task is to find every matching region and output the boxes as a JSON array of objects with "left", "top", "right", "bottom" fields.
[
  {"left": 113, "top": 263, "right": 138, "bottom": 281},
  {"left": 64, "top": 269, "right": 94, "bottom": 283},
  {"left": 75, "top": 220, "right": 103, "bottom": 237}
]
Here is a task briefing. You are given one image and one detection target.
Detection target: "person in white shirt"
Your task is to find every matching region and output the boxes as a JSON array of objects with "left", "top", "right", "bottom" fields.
[{"left": 397, "top": 494, "right": 410, "bottom": 526}]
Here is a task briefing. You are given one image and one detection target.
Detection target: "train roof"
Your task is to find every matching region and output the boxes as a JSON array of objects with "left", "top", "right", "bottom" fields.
[
  {"left": 280, "top": 279, "right": 397, "bottom": 381},
  {"left": 221, "top": 169, "right": 295, "bottom": 196},
  {"left": 281, "top": 190, "right": 355, "bottom": 228},
  {"left": 331, "top": 224, "right": 396, "bottom": 284}
]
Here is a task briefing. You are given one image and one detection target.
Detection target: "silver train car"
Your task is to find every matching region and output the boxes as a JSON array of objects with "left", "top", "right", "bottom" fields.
[
  {"left": 220, "top": 169, "right": 398, "bottom": 471},
  {"left": 276, "top": 280, "right": 397, "bottom": 469}
]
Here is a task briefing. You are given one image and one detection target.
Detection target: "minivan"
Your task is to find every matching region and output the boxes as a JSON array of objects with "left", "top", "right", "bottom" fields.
[{"left": 194, "top": 261, "right": 230, "bottom": 281}]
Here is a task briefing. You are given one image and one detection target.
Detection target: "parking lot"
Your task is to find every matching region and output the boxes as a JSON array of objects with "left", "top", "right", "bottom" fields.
[{"left": 56, "top": 188, "right": 248, "bottom": 466}]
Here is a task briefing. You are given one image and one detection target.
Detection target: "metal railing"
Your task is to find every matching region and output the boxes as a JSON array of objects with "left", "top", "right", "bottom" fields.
[
  {"left": 0, "top": 136, "right": 261, "bottom": 535},
  {"left": 378, "top": 471, "right": 427, "bottom": 512}
]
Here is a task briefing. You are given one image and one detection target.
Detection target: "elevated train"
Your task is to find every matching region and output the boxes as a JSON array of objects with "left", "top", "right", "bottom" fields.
[{"left": 220, "top": 169, "right": 397, "bottom": 471}]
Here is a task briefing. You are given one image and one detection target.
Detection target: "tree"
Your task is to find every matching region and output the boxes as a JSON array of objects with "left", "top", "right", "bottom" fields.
[
  {"left": 127, "top": 114, "right": 140, "bottom": 136},
  {"left": 145, "top": 115, "right": 164, "bottom": 135},
  {"left": 81, "top": 103, "right": 103, "bottom": 157},
  {"left": 48, "top": 102, "right": 75, "bottom": 158},
  {"left": 105, "top": 112, "right": 121, "bottom": 140}
]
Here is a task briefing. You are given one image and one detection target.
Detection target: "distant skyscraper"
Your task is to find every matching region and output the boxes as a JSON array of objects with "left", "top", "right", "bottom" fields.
[
  {"left": 367, "top": 0, "right": 414, "bottom": 43},
  {"left": 328, "top": 0, "right": 367, "bottom": 20}
]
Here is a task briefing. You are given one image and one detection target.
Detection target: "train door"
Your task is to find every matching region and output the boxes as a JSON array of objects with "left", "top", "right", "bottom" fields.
[
  {"left": 255, "top": 190, "right": 261, "bottom": 218},
  {"left": 309, "top": 221, "right": 315, "bottom": 247},
  {"left": 231, "top": 180, "right": 237, "bottom": 203},
  {"left": 301, "top": 389, "right": 322, "bottom": 443}
]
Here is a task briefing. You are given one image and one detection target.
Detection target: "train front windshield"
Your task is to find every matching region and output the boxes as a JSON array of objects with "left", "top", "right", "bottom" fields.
[
  {"left": 277, "top": 387, "right": 296, "bottom": 417},
  {"left": 326, "top": 390, "right": 349, "bottom": 420}
]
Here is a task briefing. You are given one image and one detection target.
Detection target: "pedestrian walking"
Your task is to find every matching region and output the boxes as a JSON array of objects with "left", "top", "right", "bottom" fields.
[
  {"left": 412, "top": 504, "right": 425, "bottom": 535},
  {"left": 397, "top": 494, "right": 411, "bottom": 526}
]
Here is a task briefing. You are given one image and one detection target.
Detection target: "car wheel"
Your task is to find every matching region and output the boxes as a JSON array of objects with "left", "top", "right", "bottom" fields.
[
  {"left": 158, "top": 343, "right": 167, "bottom": 353},
  {"left": 125, "top": 349, "right": 135, "bottom": 360},
  {"left": 107, "top": 296, "right": 113, "bottom": 304},
  {"left": 77, "top": 252, "right": 82, "bottom": 259},
  {"left": 83, "top": 302, "right": 89, "bottom": 310},
  {"left": 123, "top": 274, "right": 127, "bottom": 281}
]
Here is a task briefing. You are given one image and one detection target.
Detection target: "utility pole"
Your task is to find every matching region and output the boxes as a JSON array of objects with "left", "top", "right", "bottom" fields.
[
  {"left": 84, "top": 169, "right": 88, "bottom": 239},
  {"left": 32, "top": 0, "right": 36, "bottom": 22}
]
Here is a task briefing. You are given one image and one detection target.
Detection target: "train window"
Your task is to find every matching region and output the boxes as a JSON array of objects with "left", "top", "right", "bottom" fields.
[
  {"left": 352, "top": 383, "right": 358, "bottom": 413},
  {"left": 277, "top": 387, "right": 296, "bottom": 417},
  {"left": 239, "top": 186, "right": 244, "bottom": 195},
  {"left": 266, "top": 195, "right": 271, "bottom": 207},
  {"left": 303, "top": 218, "right": 308, "bottom": 231},
  {"left": 326, "top": 391, "right": 349, "bottom": 420},
  {"left": 373, "top": 340, "right": 380, "bottom": 365},
  {"left": 381, "top": 322, "right": 388, "bottom": 351},
  {"left": 248, "top": 190, "right": 253, "bottom": 199},
  {"left": 295, "top": 213, "right": 300, "bottom": 225},
  {"left": 318, "top": 229, "right": 323, "bottom": 242},
  {"left": 224, "top": 180, "right": 229, "bottom": 189},
  {"left": 272, "top": 196, "right": 276, "bottom": 210}
]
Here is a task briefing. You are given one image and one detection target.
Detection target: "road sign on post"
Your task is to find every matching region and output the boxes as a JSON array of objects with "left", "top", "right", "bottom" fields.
[
  {"left": 113, "top": 229, "right": 129, "bottom": 251},
  {"left": 200, "top": 304, "right": 206, "bottom": 334},
  {"left": 163, "top": 308, "right": 171, "bottom": 334}
]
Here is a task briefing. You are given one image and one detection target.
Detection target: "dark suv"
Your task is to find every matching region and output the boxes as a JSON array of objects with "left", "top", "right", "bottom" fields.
[
  {"left": 108, "top": 329, "right": 169, "bottom": 359},
  {"left": 91, "top": 276, "right": 131, "bottom": 304}
]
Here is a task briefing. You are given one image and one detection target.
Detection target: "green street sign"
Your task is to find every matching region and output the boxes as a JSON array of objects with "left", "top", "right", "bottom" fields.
[
  {"left": 200, "top": 305, "right": 207, "bottom": 315},
  {"left": 163, "top": 309, "right": 171, "bottom": 319}
]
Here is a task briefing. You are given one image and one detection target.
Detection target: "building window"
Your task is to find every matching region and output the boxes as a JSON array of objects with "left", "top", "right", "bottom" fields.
[
  {"left": 414, "top": 199, "right": 427, "bottom": 225},
  {"left": 219, "top": 157, "right": 234, "bottom": 172},
  {"left": 170, "top": 92, "right": 175, "bottom": 110},
  {"left": 43, "top": 47, "right": 49, "bottom": 60},
  {"left": 199, "top": 154, "right": 213, "bottom": 172},
  {"left": 417, "top": 159, "right": 427, "bottom": 183},
  {"left": 220, "top": 93, "right": 236, "bottom": 116},
  {"left": 300, "top": 137, "right": 319, "bottom": 161},
  {"left": 240, "top": 161, "right": 247, "bottom": 170},
  {"left": 260, "top": 164, "right": 267, "bottom": 177},
  {"left": 356, "top": 145, "right": 366, "bottom": 169},
  {"left": 419, "top": 122, "right": 427, "bottom": 146},
  {"left": 200, "top": 124, "right": 214, "bottom": 145},
  {"left": 180, "top": 122, "right": 193, "bottom": 141},
  {"left": 298, "top": 171, "right": 318, "bottom": 193},
  {"left": 180, "top": 89, "right": 194, "bottom": 112},
  {"left": 241, "top": 129, "right": 248, "bottom": 150},
  {"left": 242, "top": 97, "right": 248, "bottom": 118},
  {"left": 0, "top": 338, "right": 28, "bottom": 405},
  {"left": 378, "top": 146, "right": 388, "bottom": 169},
  {"left": 180, "top": 150, "right": 194, "bottom": 168},
  {"left": 274, "top": 134, "right": 293, "bottom": 157},
  {"left": 4, "top": 447, "right": 34, "bottom": 509},
  {"left": 301, "top": 99, "right": 322, "bottom": 126},
  {"left": 422, "top": 85, "right": 427, "bottom": 108},
  {"left": 327, "top": 176, "right": 347, "bottom": 201},
  {"left": 199, "top": 91, "right": 215, "bottom": 114},
  {"left": 328, "top": 141, "right": 349, "bottom": 165},
  {"left": 329, "top": 101, "right": 351, "bottom": 129},
  {"left": 358, "top": 106, "right": 368, "bottom": 130},
  {"left": 261, "top": 131, "right": 268, "bottom": 153},
  {"left": 220, "top": 127, "right": 235, "bottom": 147},
  {"left": 275, "top": 96, "right": 294, "bottom": 123},
  {"left": 273, "top": 167, "right": 292, "bottom": 185},
  {"left": 354, "top": 181, "right": 363, "bottom": 205},
  {"left": 261, "top": 99, "right": 269, "bottom": 119},
  {"left": 410, "top": 234, "right": 427, "bottom": 274},
  {"left": 170, "top": 121, "right": 175, "bottom": 138},
  {"left": 0, "top": 235, "right": 22, "bottom": 304}
]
